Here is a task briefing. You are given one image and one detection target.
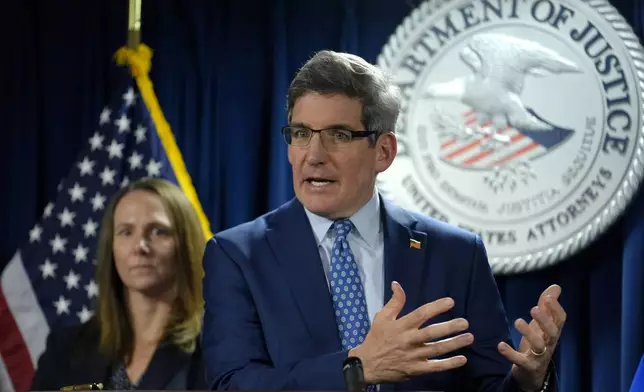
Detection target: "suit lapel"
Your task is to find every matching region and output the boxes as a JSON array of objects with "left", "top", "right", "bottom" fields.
[
  {"left": 381, "top": 196, "right": 428, "bottom": 318},
  {"left": 136, "top": 343, "right": 191, "bottom": 389},
  {"left": 266, "top": 199, "right": 342, "bottom": 350},
  {"left": 376, "top": 197, "right": 429, "bottom": 392}
]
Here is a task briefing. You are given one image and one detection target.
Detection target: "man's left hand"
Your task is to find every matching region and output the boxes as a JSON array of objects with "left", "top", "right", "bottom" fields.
[{"left": 497, "top": 284, "right": 566, "bottom": 391}]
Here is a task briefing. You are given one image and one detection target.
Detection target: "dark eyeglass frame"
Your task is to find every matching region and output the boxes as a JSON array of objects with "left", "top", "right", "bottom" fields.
[{"left": 280, "top": 125, "right": 377, "bottom": 147}]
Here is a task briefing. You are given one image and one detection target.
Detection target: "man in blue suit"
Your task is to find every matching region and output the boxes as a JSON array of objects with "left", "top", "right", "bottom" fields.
[{"left": 201, "top": 50, "right": 567, "bottom": 391}]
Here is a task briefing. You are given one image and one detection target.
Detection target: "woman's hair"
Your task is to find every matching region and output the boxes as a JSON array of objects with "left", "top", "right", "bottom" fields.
[{"left": 94, "top": 177, "right": 205, "bottom": 362}]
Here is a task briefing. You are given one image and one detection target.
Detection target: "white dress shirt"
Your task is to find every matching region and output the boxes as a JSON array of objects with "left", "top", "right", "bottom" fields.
[{"left": 303, "top": 192, "right": 385, "bottom": 324}]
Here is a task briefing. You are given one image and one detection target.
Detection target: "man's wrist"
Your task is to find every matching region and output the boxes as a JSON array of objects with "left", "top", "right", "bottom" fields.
[
  {"left": 348, "top": 346, "right": 376, "bottom": 384},
  {"left": 538, "top": 368, "right": 552, "bottom": 392},
  {"left": 521, "top": 368, "right": 552, "bottom": 392}
]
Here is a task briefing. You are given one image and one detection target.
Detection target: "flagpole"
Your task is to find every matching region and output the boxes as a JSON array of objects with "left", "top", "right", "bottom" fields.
[
  {"left": 116, "top": 0, "right": 213, "bottom": 239},
  {"left": 127, "top": 0, "right": 142, "bottom": 48}
]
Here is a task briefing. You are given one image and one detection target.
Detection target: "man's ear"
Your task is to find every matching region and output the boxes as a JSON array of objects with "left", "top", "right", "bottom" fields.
[{"left": 375, "top": 132, "right": 397, "bottom": 173}]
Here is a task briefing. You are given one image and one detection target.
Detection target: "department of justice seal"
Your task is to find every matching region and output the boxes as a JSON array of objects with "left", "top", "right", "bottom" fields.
[{"left": 376, "top": 0, "right": 644, "bottom": 274}]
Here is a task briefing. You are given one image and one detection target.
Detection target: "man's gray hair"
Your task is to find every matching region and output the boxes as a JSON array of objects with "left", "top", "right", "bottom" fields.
[{"left": 286, "top": 50, "right": 402, "bottom": 139}]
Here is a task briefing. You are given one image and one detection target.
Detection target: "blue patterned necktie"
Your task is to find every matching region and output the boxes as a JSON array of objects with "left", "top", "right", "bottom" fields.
[{"left": 329, "top": 219, "right": 371, "bottom": 350}]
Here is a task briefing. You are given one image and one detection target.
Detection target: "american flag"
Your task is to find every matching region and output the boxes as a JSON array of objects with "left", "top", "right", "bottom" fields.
[
  {"left": 437, "top": 109, "right": 574, "bottom": 169},
  {"left": 0, "top": 77, "right": 195, "bottom": 392}
]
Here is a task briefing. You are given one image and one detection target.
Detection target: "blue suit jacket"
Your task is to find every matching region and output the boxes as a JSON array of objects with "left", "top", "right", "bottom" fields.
[{"left": 202, "top": 196, "right": 526, "bottom": 391}]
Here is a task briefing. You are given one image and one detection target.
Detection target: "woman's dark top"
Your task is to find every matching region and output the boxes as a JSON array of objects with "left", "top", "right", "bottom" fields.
[{"left": 29, "top": 320, "right": 207, "bottom": 391}]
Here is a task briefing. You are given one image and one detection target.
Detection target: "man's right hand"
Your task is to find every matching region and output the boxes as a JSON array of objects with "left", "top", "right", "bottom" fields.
[{"left": 348, "top": 281, "right": 474, "bottom": 384}]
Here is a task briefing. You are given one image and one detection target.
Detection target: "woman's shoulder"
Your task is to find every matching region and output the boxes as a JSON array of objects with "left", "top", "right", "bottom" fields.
[
  {"left": 44, "top": 319, "right": 100, "bottom": 355},
  {"left": 49, "top": 318, "right": 99, "bottom": 339},
  {"left": 31, "top": 320, "right": 104, "bottom": 391}
]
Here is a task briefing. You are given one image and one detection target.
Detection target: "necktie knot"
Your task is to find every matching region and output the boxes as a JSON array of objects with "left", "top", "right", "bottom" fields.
[{"left": 332, "top": 219, "right": 352, "bottom": 240}]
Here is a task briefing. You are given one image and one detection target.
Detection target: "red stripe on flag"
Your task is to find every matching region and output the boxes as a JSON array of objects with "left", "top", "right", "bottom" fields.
[
  {"left": 440, "top": 138, "right": 457, "bottom": 149},
  {"left": 463, "top": 111, "right": 476, "bottom": 126},
  {"left": 462, "top": 133, "right": 525, "bottom": 166},
  {"left": 444, "top": 136, "right": 491, "bottom": 160},
  {"left": 0, "top": 288, "right": 35, "bottom": 392},
  {"left": 493, "top": 142, "right": 539, "bottom": 165},
  {"left": 462, "top": 149, "right": 493, "bottom": 166}
]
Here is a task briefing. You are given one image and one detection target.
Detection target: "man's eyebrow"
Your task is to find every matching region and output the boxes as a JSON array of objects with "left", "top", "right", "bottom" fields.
[
  {"left": 288, "top": 121, "right": 309, "bottom": 128},
  {"left": 289, "top": 122, "right": 359, "bottom": 130}
]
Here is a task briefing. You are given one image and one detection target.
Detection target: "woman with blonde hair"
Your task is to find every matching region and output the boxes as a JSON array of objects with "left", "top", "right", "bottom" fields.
[{"left": 31, "top": 178, "right": 208, "bottom": 390}]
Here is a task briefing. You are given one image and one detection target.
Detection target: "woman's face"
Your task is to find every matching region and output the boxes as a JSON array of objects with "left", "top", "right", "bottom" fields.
[{"left": 112, "top": 190, "right": 177, "bottom": 297}]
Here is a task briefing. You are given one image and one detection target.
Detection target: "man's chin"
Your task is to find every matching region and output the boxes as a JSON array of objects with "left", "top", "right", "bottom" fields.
[{"left": 299, "top": 196, "right": 338, "bottom": 217}]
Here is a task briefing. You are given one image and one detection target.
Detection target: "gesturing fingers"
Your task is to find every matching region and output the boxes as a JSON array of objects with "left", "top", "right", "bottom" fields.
[
  {"left": 544, "top": 295, "right": 567, "bottom": 330},
  {"left": 379, "top": 281, "right": 407, "bottom": 321},
  {"left": 537, "top": 285, "right": 566, "bottom": 328},
  {"left": 398, "top": 297, "right": 455, "bottom": 330},
  {"left": 409, "top": 355, "right": 468, "bottom": 376},
  {"left": 412, "top": 318, "right": 469, "bottom": 345},
  {"left": 538, "top": 284, "right": 561, "bottom": 306},
  {"left": 530, "top": 306, "right": 558, "bottom": 343},
  {"left": 418, "top": 333, "right": 474, "bottom": 359},
  {"left": 514, "top": 318, "right": 546, "bottom": 354},
  {"left": 498, "top": 342, "right": 539, "bottom": 372}
]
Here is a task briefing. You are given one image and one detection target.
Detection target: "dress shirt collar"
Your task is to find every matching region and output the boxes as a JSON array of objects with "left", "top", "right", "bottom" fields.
[{"left": 303, "top": 190, "right": 381, "bottom": 248}]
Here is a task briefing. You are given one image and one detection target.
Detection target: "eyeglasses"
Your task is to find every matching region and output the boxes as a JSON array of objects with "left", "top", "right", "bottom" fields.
[{"left": 281, "top": 126, "right": 377, "bottom": 149}]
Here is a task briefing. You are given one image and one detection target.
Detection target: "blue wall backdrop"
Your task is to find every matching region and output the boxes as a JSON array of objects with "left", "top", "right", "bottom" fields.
[{"left": 1, "top": 1, "right": 643, "bottom": 391}]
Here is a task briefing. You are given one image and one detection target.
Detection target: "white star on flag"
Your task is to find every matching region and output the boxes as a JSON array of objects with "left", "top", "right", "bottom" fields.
[
  {"left": 77, "top": 157, "right": 95, "bottom": 176},
  {"left": 43, "top": 202, "right": 54, "bottom": 218},
  {"left": 39, "top": 259, "right": 57, "bottom": 279},
  {"left": 77, "top": 306, "right": 95, "bottom": 323},
  {"left": 99, "top": 167, "right": 116, "bottom": 186},
  {"left": 107, "top": 139, "right": 125, "bottom": 159},
  {"left": 128, "top": 151, "right": 144, "bottom": 170},
  {"left": 99, "top": 108, "right": 111, "bottom": 125},
  {"left": 135, "top": 126, "right": 147, "bottom": 143},
  {"left": 146, "top": 159, "right": 162, "bottom": 177},
  {"left": 90, "top": 192, "right": 106, "bottom": 211},
  {"left": 123, "top": 87, "right": 137, "bottom": 107},
  {"left": 72, "top": 244, "right": 89, "bottom": 263},
  {"left": 89, "top": 132, "right": 105, "bottom": 151},
  {"left": 85, "top": 280, "right": 99, "bottom": 299},
  {"left": 63, "top": 270, "right": 81, "bottom": 290},
  {"left": 49, "top": 235, "right": 67, "bottom": 254},
  {"left": 68, "top": 183, "right": 87, "bottom": 203},
  {"left": 29, "top": 224, "right": 43, "bottom": 243},
  {"left": 58, "top": 208, "right": 76, "bottom": 228},
  {"left": 82, "top": 218, "right": 98, "bottom": 238},
  {"left": 54, "top": 296, "right": 71, "bottom": 315},
  {"left": 114, "top": 114, "right": 131, "bottom": 133}
]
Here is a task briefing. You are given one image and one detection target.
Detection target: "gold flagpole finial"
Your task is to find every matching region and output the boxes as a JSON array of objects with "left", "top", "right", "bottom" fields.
[{"left": 127, "top": 0, "right": 142, "bottom": 48}]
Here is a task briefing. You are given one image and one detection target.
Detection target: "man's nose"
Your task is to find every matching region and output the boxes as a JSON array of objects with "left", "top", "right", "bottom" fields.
[{"left": 305, "top": 132, "right": 329, "bottom": 165}]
